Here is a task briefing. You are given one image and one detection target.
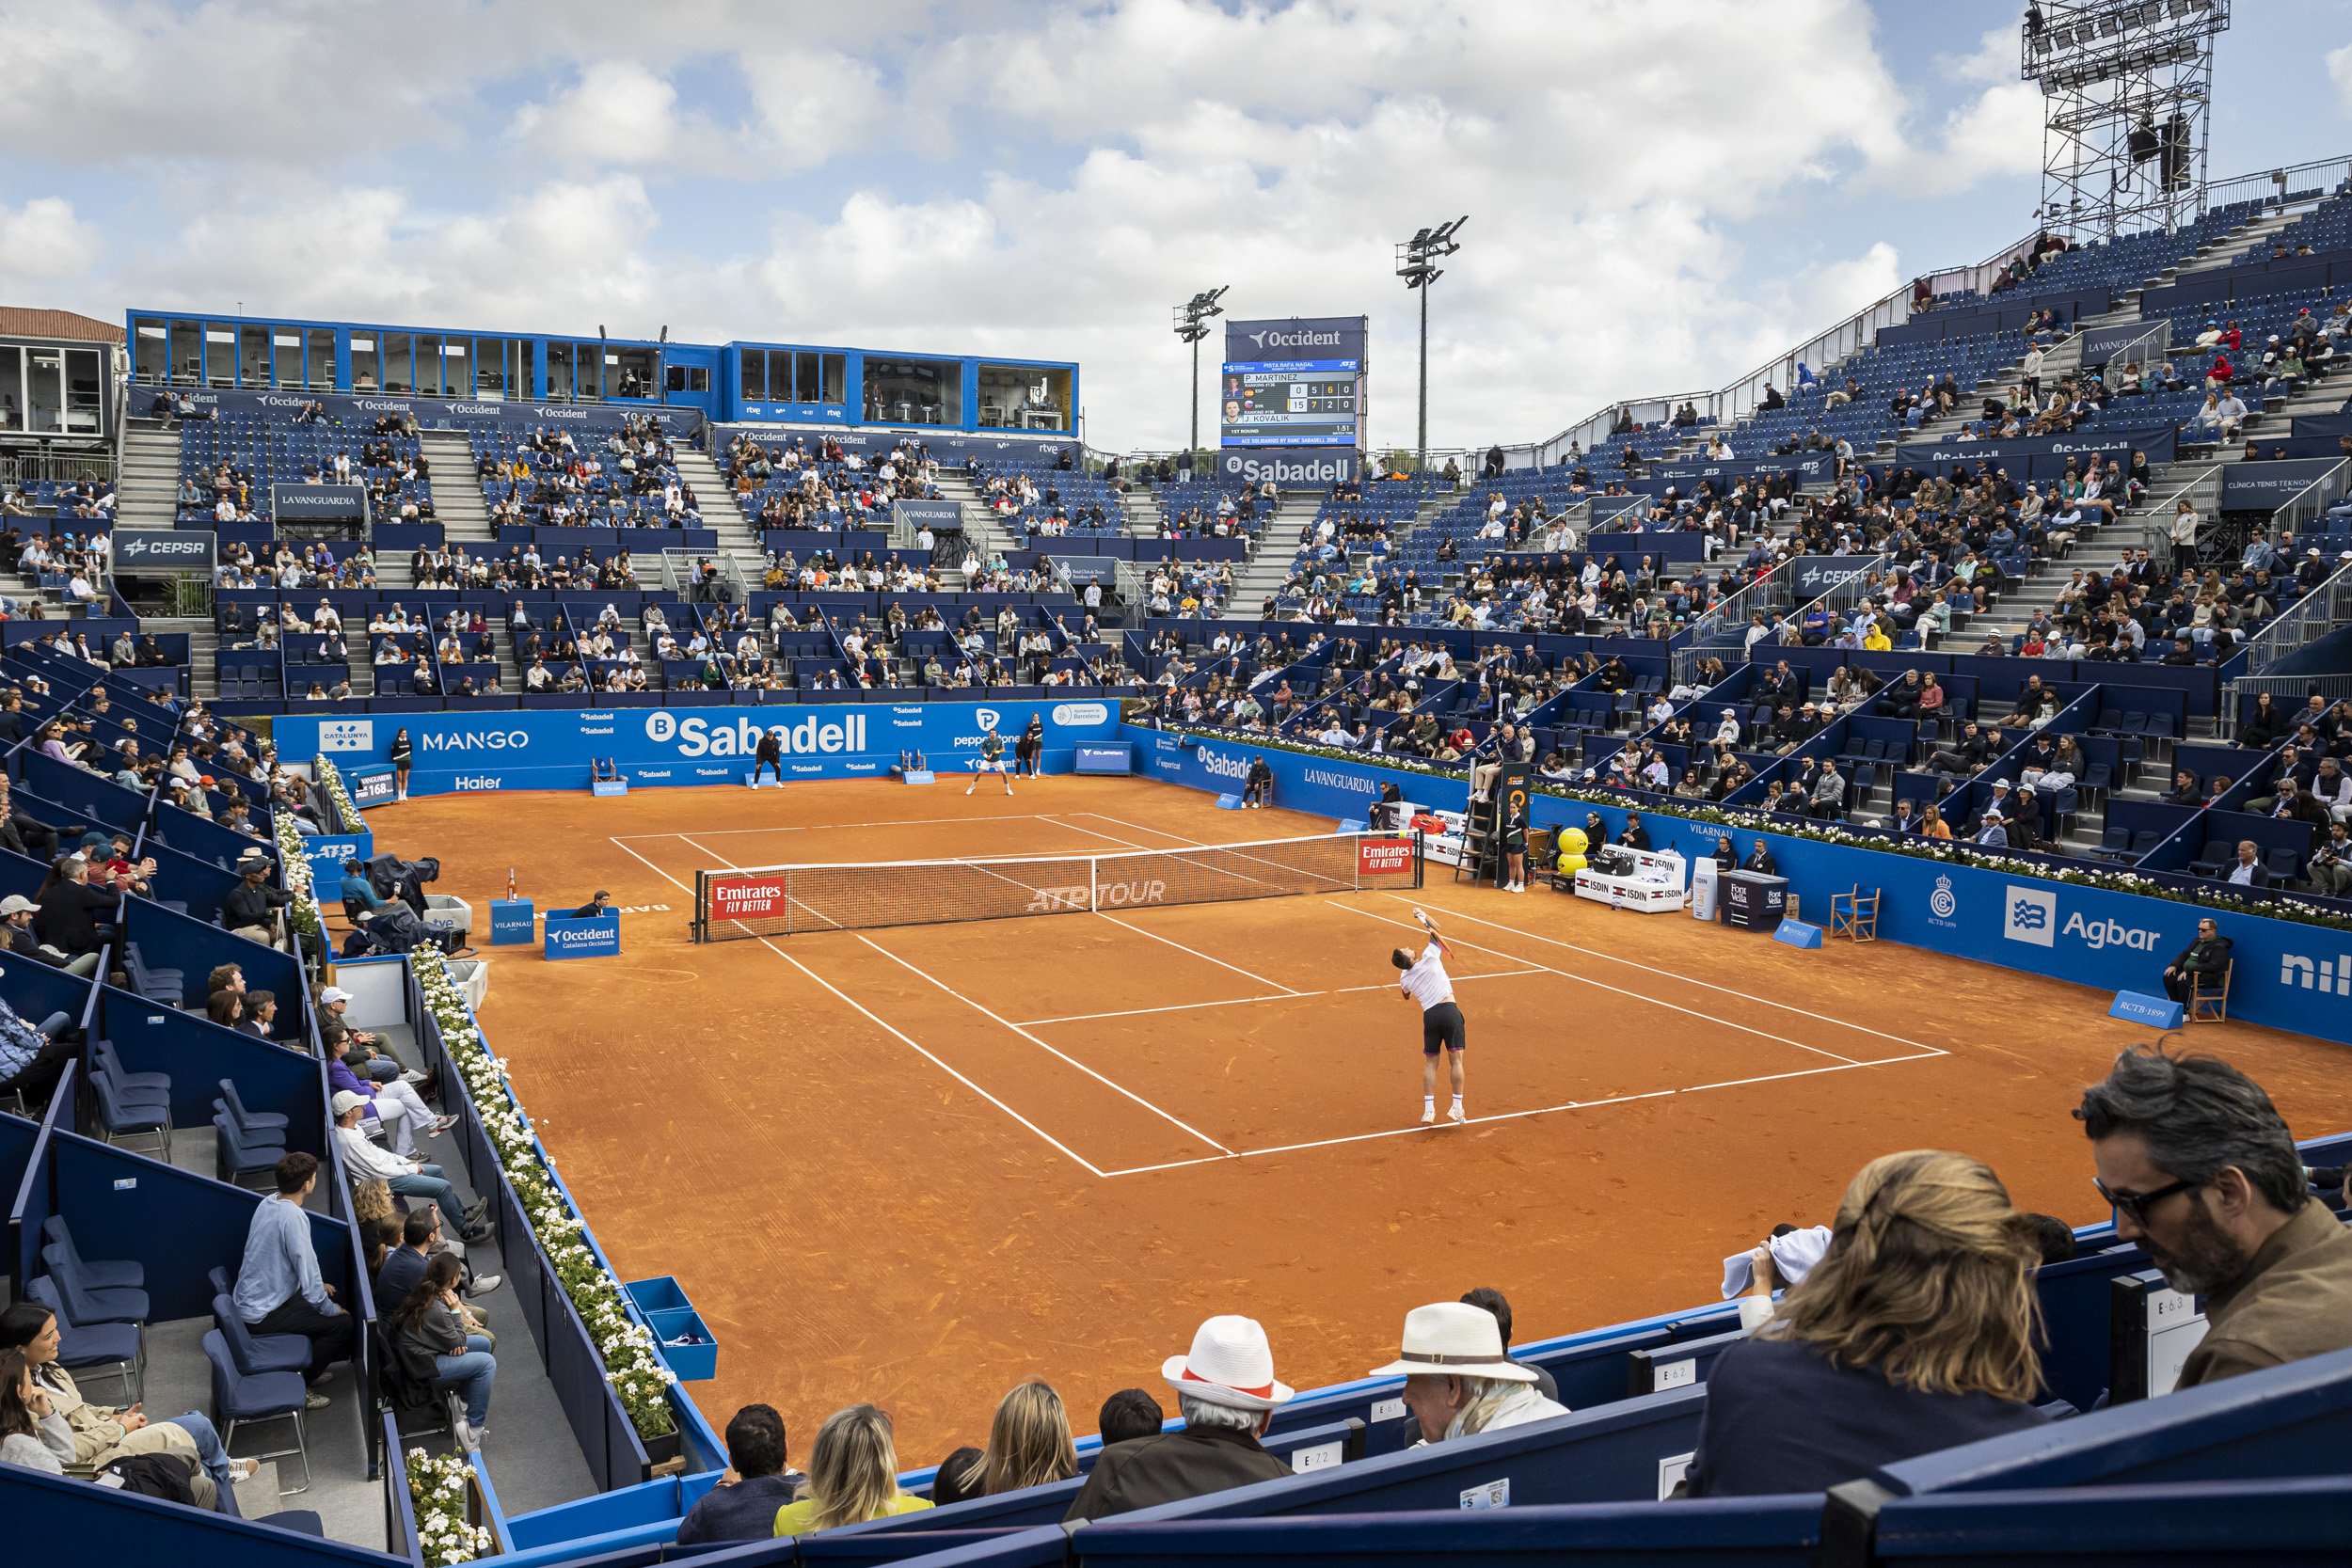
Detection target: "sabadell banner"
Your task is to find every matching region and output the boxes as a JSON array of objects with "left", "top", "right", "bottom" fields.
[{"left": 272, "top": 700, "right": 1120, "bottom": 794}]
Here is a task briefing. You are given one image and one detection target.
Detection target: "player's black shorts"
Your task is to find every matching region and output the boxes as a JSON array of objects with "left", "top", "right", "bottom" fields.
[{"left": 1422, "top": 1002, "right": 1467, "bottom": 1056}]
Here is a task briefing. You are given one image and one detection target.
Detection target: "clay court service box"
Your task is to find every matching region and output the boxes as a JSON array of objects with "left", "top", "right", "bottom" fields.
[
  {"left": 490, "top": 900, "right": 536, "bottom": 945},
  {"left": 1720, "top": 871, "right": 1789, "bottom": 931}
]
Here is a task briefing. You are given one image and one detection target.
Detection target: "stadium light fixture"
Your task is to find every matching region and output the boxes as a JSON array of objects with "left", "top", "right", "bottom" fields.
[
  {"left": 1171, "top": 285, "right": 1229, "bottom": 457},
  {"left": 1396, "top": 215, "right": 1468, "bottom": 471}
]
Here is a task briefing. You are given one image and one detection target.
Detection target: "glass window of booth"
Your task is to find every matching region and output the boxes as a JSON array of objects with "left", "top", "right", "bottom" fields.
[
  {"left": 546, "top": 341, "right": 573, "bottom": 401},
  {"left": 132, "top": 318, "right": 167, "bottom": 385},
  {"left": 168, "top": 320, "right": 202, "bottom": 386},
  {"left": 25, "top": 348, "right": 63, "bottom": 433},
  {"left": 203, "top": 323, "right": 236, "bottom": 386},
  {"left": 308, "top": 327, "right": 336, "bottom": 389},
  {"left": 383, "top": 332, "right": 413, "bottom": 393},
  {"left": 865, "top": 356, "right": 960, "bottom": 426},
  {"left": 611, "top": 345, "right": 656, "bottom": 399},
  {"left": 351, "top": 335, "right": 379, "bottom": 390},
  {"left": 240, "top": 325, "right": 271, "bottom": 387},
  {"left": 63, "top": 348, "right": 102, "bottom": 433},
  {"left": 271, "top": 329, "right": 304, "bottom": 388},
  {"left": 978, "top": 364, "right": 1071, "bottom": 430},
  {"left": 0, "top": 348, "right": 24, "bottom": 431}
]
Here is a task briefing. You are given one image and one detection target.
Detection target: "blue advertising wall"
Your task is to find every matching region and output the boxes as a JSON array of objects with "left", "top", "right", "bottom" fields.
[
  {"left": 275, "top": 698, "right": 1124, "bottom": 795},
  {"left": 1123, "top": 726, "right": 2352, "bottom": 1046}
]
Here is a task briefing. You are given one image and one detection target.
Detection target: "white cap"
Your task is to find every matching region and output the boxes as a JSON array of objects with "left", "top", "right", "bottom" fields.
[{"left": 320, "top": 986, "right": 353, "bottom": 1006}]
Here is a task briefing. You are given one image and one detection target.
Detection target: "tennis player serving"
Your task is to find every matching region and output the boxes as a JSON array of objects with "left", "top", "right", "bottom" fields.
[
  {"left": 1393, "top": 908, "right": 1466, "bottom": 1125},
  {"left": 965, "top": 718, "right": 1014, "bottom": 797}
]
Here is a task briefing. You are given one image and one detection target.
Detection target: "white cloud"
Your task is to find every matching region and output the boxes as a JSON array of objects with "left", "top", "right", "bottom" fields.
[
  {"left": 0, "top": 197, "right": 101, "bottom": 282},
  {"left": 2330, "top": 42, "right": 2352, "bottom": 116},
  {"left": 510, "top": 62, "right": 723, "bottom": 169},
  {"left": 0, "top": 0, "right": 2100, "bottom": 449}
]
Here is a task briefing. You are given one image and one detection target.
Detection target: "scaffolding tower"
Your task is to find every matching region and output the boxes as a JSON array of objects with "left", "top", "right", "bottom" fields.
[{"left": 2021, "top": 0, "right": 2232, "bottom": 240}]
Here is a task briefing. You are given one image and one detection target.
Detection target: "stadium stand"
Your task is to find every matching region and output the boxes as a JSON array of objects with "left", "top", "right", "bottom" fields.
[{"left": 7, "top": 114, "right": 2352, "bottom": 1568}]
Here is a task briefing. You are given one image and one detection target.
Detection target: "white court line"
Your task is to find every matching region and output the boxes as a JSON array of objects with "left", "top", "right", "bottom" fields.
[
  {"left": 1092, "top": 911, "right": 1303, "bottom": 995},
  {"left": 601, "top": 836, "right": 1108, "bottom": 1176},
  {"left": 1334, "top": 902, "right": 1860, "bottom": 1066},
  {"left": 1014, "top": 967, "right": 1548, "bottom": 1027},
  {"left": 1099, "top": 1090, "right": 1680, "bottom": 1176},
  {"left": 1374, "top": 896, "right": 1947, "bottom": 1058},
  {"left": 673, "top": 832, "right": 845, "bottom": 931},
  {"left": 1074, "top": 811, "right": 1942, "bottom": 1061},
  {"left": 852, "top": 934, "right": 1237, "bottom": 1159},
  {"left": 613, "top": 810, "right": 1086, "bottom": 839},
  {"left": 1095, "top": 1051, "right": 1955, "bottom": 1177}
]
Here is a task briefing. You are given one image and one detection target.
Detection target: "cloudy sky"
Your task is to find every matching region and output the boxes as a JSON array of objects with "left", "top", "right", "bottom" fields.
[{"left": 4, "top": 0, "right": 2348, "bottom": 452}]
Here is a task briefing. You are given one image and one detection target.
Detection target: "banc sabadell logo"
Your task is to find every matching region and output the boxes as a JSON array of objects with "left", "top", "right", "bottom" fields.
[{"left": 644, "top": 711, "right": 869, "bottom": 757}]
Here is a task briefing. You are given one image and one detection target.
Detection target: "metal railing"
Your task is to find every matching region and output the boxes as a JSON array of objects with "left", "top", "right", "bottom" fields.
[
  {"left": 2271, "top": 459, "right": 2350, "bottom": 544},
  {"left": 2202, "top": 152, "right": 2352, "bottom": 216}
]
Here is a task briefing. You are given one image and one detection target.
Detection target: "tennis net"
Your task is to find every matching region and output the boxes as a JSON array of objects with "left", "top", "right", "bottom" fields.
[{"left": 691, "top": 831, "right": 1422, "bottom": 941}]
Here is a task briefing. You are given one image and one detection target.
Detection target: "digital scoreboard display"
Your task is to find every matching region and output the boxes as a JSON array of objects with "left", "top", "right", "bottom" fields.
[{"left": 1219, "top": 358, "right": 1363, "bottom": 447}]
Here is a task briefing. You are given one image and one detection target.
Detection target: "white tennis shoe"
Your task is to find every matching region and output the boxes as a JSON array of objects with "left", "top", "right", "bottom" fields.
[
  {"left": 1448, "top": 1103, "right": 1467, "bottom": 1124},
  {"left": 1418, "top": 1103, "right": 1435, "bottom": 1124}
]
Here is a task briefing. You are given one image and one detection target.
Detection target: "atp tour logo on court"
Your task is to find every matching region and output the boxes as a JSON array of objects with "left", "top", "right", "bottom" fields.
[
  {"left": 1928, "top": 874, "right": 1959, "bottom": 927},
  {"left": 1025, "top": 879, "right": 1168, "bottom": 913},
  {"left": 2003, "top": 886, "right": 2057, "bottom": 948},
  {"left": 319, "top": 719, "right": 374, "bottom": 753},
  {"left": 644, "top": 712, "right": 868, "bottom": 758}
]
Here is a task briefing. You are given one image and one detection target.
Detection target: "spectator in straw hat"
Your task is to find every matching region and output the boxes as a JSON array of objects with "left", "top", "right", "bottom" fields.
[
  {"left": 1064, "top": 1316, "right": 1295, "bottom": 1522},
  {"left": 1370, "top": 1302, "right": 1568, "bottom": 1445}
]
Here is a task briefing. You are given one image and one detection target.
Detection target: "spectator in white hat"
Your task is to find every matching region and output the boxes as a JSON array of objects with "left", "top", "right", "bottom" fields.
[
  {"left": 1064, "top": 1316, "right": 1295, "bottom": 1521},
  {"left": 1370, "top": 1302, "right": 1568, "bottom": 1445},
  {"left": 329, "top": 1092, "right": 488, "bottom": 1243},
  {"left": 0, "top": 892, "right": 96, "bottom": 976}
]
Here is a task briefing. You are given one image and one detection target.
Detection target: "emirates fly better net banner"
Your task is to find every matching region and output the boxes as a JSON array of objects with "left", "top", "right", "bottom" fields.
[{"left": 1358, "top": 837, "right": 1415, "bottom": 877}]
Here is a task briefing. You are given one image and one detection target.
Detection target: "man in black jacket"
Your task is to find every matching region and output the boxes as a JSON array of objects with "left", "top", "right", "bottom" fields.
[
  {"left": 223, "top": 853, "right": 292, "bottom": 943},
  {"left": 1066, "top": 1317, "right": 1295, "bottom": 1522},
  {"left": 2162, "top": 918, "right": 2234, "bottom": 1004},
  {"left": 31, "top": 856, "right": 119, "bottom": 958},
  {"left": 0, "top": 774, "right": 58, "bottom": 860}
]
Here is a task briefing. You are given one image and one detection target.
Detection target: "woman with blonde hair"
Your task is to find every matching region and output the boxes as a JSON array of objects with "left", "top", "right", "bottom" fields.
[
  {"left": 980, "top": 1380, "right": 1078, "bottom": 1496},
  {"left": 1687, "top": 1149, "right": 2049, "bottom": 1496},
  {"left": 773, "top": 1403, "right": 932, "bottom": 1536}
]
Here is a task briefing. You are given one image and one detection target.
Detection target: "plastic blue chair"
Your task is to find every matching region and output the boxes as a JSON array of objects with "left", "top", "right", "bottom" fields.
[
  {"left": 219, "top": 1076, "right": 290, "bottom": 1137},
  {"left": 40, "top": 1242, "right": 150, "bottom": 1325},
  {"left": 41, "top": 1214, "right": 143, "bottom": 1291},
  {"left": 92, "top": 1041, "right": 170, "bottom": 1099},
  {"left": 213, "top": 1109, "right": 286, "bottom": 1184},
  {"left": 212, "top": 1292, "right": 309, "bottom": 1377},
  {"left": 204, "top": 1329, "right": 310, "bottom": 1494},
  {"left": 27, "top": 1275, "right": 142, "bottom": 1403},
  {"left": 91, "top": 1071, "right": 171, "bottom": 1159}
]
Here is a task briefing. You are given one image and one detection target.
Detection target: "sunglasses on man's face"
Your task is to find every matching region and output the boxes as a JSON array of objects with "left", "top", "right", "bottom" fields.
[{"left": 2092, "top": 1174, "right": 2203, "bottom": 1227}]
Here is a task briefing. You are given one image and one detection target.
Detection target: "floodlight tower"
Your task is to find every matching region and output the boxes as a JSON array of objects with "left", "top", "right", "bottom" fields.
[
  {"left": 2021, "top": 0, "right": 2231, "bottom": 241},
  {"left": 1172, "top": 287, "right": 1229, "bottom": 455},
  {"left": 1396, "top": 216, "right": 1467, "bottom": 471}
]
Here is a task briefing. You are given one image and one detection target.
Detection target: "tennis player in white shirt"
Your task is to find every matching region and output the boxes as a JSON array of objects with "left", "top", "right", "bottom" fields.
[{"left": 1393, "top": 909, "right": 1467, "bottom": 1125}]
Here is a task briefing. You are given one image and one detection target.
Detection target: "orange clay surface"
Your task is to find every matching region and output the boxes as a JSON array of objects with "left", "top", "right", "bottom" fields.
[{"left": 375, "top": 775, "right": 2352, "bottom": 1464}]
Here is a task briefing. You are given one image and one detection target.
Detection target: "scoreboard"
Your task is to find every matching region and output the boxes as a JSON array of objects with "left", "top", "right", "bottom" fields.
[{"left": 1220, "top": 358, "right": 1363, "bottom": 447}]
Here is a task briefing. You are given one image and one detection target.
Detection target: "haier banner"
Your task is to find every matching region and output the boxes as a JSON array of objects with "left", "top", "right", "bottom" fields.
[
  {"left": 272, "top": 699, "right": 1122, "bottom": 795},
  {"left": 1218, "top": 446, "right": 1359, "bottom": 485}
]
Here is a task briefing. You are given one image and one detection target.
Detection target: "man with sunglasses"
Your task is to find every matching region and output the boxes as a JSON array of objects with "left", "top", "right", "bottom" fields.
[
  {"left": 2159, "top": 918, "right": 2233, "bottom": 1006},
  {"left": 2077, "top": 1046, "right": 2352, "bottom": 1386}
]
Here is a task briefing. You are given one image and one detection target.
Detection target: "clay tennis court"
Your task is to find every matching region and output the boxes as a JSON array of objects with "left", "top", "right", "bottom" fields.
[{"left": 384, "top": 776, "right": 2352, "bottom": 1463}]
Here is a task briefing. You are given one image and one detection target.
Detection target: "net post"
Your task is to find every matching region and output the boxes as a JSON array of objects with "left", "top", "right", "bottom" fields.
[
  {"left": 691, "top": 870, "right": 705, "bottom": 944},
  {"left": 1412, "top": 830, "right": 1425, "bottom": 889}
]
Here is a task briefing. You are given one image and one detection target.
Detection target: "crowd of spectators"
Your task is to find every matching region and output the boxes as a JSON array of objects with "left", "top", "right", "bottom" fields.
[{"left": 647, "top": 1044, "right": 2349, "bottom": 1541}]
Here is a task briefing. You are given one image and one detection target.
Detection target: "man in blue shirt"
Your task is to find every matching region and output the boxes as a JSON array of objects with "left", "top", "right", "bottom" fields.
[
  {"left": 231, "top": 1152, "right": 354, "bottom": 1390},
  {"left": 676, "top": 1405, "right": 805, "bottom": 1544}
]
